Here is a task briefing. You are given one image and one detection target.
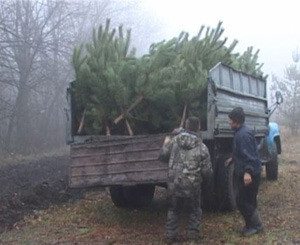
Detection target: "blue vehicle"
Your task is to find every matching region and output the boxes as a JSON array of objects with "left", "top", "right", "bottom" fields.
[{"left": 260, "top": 102, "right": 283, "bottom": 180}]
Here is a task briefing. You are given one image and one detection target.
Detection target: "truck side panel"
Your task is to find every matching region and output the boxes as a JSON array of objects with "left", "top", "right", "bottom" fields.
[{"left": 209, "top": 63, "right": 268, "bottom": 137}]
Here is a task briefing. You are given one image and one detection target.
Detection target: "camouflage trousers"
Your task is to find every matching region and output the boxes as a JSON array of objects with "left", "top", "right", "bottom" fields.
[{"left": 165, "top": 195, "right": 202, "bottom": 240}]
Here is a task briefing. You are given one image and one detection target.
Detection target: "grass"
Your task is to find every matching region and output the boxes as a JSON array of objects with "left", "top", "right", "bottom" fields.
[{"left": 0, "top": 133, "right": 299, "bottom": 245}]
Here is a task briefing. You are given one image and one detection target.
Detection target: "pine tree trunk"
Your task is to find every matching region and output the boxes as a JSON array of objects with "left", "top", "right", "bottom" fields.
[
  {"left": 106, "top": 125, "right": 111, "bottom": 136},
  {"left": 77, "top": 108, "right": 86, "bottom": 134},
  {"left": 180, "top": 103, "right": 188, "bottom": 127},
  {"left": 114, "top": 94, "right": 144, "bottom": 124},
  {"left": 105, "top": 117, "right": 111, "bottom": 136},
  {"left": 125, "top": 119, "right": 133, "bottom": 136}
]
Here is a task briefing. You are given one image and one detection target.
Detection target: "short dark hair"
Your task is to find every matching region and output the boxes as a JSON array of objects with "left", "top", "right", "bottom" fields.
[
  {"left": 185, "top": 117, "right": 200, "bottom": 132},
  {"left": 228, "top": 107, "right": 245, "bottom": 124}
]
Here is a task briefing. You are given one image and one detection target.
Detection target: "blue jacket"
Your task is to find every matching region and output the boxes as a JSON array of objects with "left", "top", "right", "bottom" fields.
[{"left": 233, "top": 125, "right": 262, "bottom": 177}]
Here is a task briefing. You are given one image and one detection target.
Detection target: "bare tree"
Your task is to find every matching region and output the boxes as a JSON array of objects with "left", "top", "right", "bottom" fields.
[
  {"left": 271, "top": 65, "right": 300, "bottom": 135},
  {"left": 0, "top": 0, "right": 161, "bottom": 155},
  {"left": 0, "top": 0, "right": 75, "bottom": 153}
]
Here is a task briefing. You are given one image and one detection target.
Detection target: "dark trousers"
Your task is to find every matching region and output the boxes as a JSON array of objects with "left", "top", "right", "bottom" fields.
[
  {"left": 165, "top": 195, "right": 202, "bottom": 239},
  {"left": 236, "top": 173, "right": 262, "bottom": 228}
]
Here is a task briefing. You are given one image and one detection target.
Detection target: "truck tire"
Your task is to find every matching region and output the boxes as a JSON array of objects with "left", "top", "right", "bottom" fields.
[
  {"left": 201, "top": 175, "right": 216, "bottom": 211},
  {"left": 123, "top": 184, "right": 155, "bottom": 208},
  {"left": 109, "top": 186, "right": 128, "bottom": 208},
  {"left": 266, "top": 144, "right": 278, "bottom": 180},
  {"left": 216, "top": 154, "right": 238, "bottom": 211}
]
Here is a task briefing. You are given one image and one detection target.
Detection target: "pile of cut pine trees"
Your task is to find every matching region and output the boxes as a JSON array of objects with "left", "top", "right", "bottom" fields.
[{"left": 72, "top": 19, "right": 265, "bottom": 136}]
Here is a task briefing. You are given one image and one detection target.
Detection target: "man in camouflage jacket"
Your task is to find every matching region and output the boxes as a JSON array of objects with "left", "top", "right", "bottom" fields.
[{"left": 160, "top": 117, "right": 213, "bottom": 243}]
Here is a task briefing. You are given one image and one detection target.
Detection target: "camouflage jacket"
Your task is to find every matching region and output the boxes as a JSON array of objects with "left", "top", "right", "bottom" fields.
[{"left": 160, "top": 131, "right": 213, "bottom": 198}]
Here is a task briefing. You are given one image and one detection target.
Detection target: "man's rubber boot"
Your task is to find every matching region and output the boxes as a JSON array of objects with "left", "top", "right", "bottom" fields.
[
  {"left": 243, "top": 210, "right": 263, "bottom": 236},
  {"left": 237, "top": 226, "right": 248, "bottom": 234},
  {"left": 243, "top": 227, "right": 260, "bottom": 237},
  {"left": 187, "top": 233, "right": 200, "bottom": 243},
  {"left": 251, "top": 209, "right": 263, "bottom": 232},
  {"left": 237, "top": 214, "right": 251, "bottom": 234},
  {"left": 164, "top": 237, "right": 179, "bottom": 245}
]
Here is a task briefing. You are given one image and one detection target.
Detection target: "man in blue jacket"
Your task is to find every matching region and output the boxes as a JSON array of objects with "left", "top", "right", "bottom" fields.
[{"left": 226, "top": 107, "right": 263, "bottom": 236}]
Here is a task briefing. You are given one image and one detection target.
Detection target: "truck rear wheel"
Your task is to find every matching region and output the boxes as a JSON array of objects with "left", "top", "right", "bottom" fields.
[
  {"left": 216, "top": 154, "right": 238, "bottom": 211},
  {"left": 201, "top": 175, "right": 216, "bottom": 210},
  {"left": 266, "top": 144, "right": 278, "bottom": 180},
  {"left": 109, "top": 184, "right": 155, "bottom": 208},
  {"left": 109, "top": 186, "right": 128, "bottom": 208},
  {"left": 123, "top": 184, "right": 155, "bottom": 208}
]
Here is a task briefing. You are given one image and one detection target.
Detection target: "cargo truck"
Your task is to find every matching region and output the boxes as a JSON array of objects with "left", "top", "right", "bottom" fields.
[{"left": 66, "top": 62, "right": 282, "bottom": 211}]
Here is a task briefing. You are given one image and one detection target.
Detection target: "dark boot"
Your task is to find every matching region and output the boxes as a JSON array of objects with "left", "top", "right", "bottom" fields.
[
  {"left": 237, "top": 213, "right": 252, "bottom": 234},
  {"left": 164, "top": 236, "right": 180, "bottom": 245},
  {"left": 243, "top": 227, "right": 260, "bottom": 237},
  {"left": 236, "top": 226, "right": 248, "bottom": 234},
  {"left": 243, "top": 210, "right": 263, "bottom": 236},
  {"left": 250, "top": 209, "right": 263, "bottom": 230}
]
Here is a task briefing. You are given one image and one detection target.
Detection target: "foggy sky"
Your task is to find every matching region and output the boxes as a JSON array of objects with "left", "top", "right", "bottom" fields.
[{"left": 139, "top": 0, "right": 299, "bottom": 79}]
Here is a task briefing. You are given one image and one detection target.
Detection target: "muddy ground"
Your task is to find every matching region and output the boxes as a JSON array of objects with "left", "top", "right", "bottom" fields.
[{"left": 0, "top": 155, "right": 87, "bottom": 233}]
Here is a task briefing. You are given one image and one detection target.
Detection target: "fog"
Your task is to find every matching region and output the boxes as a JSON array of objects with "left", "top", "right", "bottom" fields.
[
  {"left": 0, "top": 0, "right": 298, "bottom": 155},
  {"left": 140, "top": 0, "right": 300, "bottom": 77}
]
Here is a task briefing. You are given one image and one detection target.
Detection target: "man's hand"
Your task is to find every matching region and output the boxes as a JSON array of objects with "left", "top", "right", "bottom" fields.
[
  {"left": 244, "top": 172, "right": 252, "bottom": 186},
  {"left": 225, "top": 157, "right": 233, "bottom": 167},
  {"left": 164, "top": 136, "right": 171, "bottom": 145}
]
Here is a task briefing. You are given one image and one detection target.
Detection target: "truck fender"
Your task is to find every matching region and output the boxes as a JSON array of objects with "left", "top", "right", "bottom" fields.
[{"left": 264, "top": 122, "right": 281, "bottom": 154}]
